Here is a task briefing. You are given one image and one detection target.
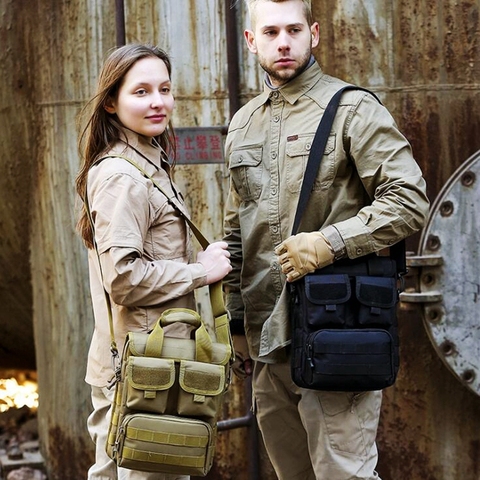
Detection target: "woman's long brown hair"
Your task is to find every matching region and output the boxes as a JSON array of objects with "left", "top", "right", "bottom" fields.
[{"left": 75, "top": 44, "right": 176, "bottom": 248}]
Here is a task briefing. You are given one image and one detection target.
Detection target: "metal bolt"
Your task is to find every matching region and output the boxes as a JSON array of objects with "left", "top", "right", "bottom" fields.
[
  {"left": 426, "top": 307, "right": 442, "bottom": 324},
  {"left": 461, "top": 369, "right": 476, "bottom": 384},
  {"left": 461, "top": 171, "right": 476, "bottom": 187},
  {"left": 440, "top": 340, "right": 456, "bottom": 356},
  {"left": 426, "top": 235, "right": 441, "bottom": 251},
  {"left": 439, "top": 200, "right": 454, "bottom": 217},
  {"left": 422, "top": 273, "right": 435, "bottom": 287}
]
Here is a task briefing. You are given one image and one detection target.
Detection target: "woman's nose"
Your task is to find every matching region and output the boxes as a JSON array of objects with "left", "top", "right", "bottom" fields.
[{"left": 150, "top": 91, "right": 164, "bottom": 108}]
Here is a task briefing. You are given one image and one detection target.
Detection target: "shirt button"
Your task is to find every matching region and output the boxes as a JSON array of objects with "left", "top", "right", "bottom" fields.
[
  {"left": 271, "top": 152, "right": 277, "bottom": 159},
  {"left": 273, "top": 115, "right": 280, "bottom": 122},
  {"left": 306, "top": 143, "right": 311, "bottom": 150},
  {"left": 356, "top": 248, "right": 363, "bottom": 255},
  {"left": 271, "top": 188, "right": 277, "bottom": 195}
]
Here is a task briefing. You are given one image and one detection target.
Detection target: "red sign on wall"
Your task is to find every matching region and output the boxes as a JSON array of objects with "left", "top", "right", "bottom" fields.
[{"left": 174, "top": 127, "right": 226, "bottom": 164}]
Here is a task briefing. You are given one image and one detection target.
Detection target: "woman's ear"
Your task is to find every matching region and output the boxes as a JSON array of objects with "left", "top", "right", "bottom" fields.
[{"left": 104, "top": 98, "right": 116, "bottom": 114}]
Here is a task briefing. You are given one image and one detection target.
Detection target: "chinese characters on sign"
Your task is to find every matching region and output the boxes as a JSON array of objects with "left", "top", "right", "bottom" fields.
[{"left": 175, "top": 127, "right": 226, "bottom": 164}]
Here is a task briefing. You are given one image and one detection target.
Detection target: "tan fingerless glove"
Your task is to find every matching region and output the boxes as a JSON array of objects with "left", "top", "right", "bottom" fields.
[{"left": 274, "top": 231, "right": 335, "bottom": 282}]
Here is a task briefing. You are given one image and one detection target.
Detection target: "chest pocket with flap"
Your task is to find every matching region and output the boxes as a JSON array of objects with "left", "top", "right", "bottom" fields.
[
  {"left": 229, "top": 147, "right": 263, "bottom": 202},
  {"left": 285, "top": 133, "right": 336, "bottom": 192}
]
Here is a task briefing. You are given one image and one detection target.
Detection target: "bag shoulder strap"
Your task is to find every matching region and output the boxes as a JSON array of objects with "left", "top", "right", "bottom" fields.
[{"left": 291, "top": 85, "right": 406, "bottom": 274}]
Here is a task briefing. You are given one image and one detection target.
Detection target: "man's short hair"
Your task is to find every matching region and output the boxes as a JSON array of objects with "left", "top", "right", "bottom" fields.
[{"left": 245, "top": 0, "right": 314, "bottom": 28}]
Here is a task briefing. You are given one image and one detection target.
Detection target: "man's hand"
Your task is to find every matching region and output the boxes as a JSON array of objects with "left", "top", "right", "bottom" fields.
[
  {"left": 274, "top": 231, "right": 334, "bottom": 282},
  {"left": 232, "top": 334, "right": 253, "bottom": 379}
]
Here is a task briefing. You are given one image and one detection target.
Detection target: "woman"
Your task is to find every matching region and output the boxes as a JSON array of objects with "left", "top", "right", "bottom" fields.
[{"left": 75, "top": 43, "right": 231, "bottom": 480}]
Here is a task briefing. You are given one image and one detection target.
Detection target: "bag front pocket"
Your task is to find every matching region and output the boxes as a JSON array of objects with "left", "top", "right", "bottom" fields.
[
  {"left": 116, "top": 413, "right": 214, "bottom": 476},
  {"left": 125, "top": 357, "right": 175, "bottom": 413},
  {"left": 355, "top": 276, "right": 397, "bottom": 327},
  {"left": 177, "top": 360, "right": 226, "bottom": 419},
  {"left": 303, "top": 273, "right": 351, "bottom": 328},
  {"left": 305, "top": 328, "right": 395, "bottom": 391}
]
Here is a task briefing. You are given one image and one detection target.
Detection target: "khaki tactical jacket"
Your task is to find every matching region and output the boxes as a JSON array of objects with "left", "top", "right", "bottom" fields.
[
  {"left": 85, "top": 129, "right": 206, "bottom": 387},
  {"left": 223, "top": 61, "right": 429, "bottom": 363}
]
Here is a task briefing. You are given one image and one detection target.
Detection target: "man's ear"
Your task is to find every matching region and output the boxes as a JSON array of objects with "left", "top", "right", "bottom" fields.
[
  {"left": 104, "top": 98, "right": 116, "bottom": 114},
  {"left": 244, "top": 29, "right": 257, "bottom": 54},
  {"left": 311, "top": 22, "right": 320, "bottom": 49}
]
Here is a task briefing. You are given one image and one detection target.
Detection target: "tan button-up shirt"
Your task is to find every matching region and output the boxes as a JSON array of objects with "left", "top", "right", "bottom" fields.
[
  {"left": 223, "top": 61, "right": 429, "bottom": 363},
  {"left": 85, "top": 129, "right": 206, "bottom": 387}
]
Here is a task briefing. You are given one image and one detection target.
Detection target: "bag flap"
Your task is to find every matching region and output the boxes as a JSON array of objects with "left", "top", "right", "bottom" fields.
[
  {"left": 179, "top": 360, "right": 225, "bottom": 396},
  {"left": 355, "top": 276, "right": 397, "bottom": 308},
  {"left": 305, "top": 273, "right": 351, "bottom": 304},
  {"left": 126, "top": 356, "right": 175, "bottom": 390}
]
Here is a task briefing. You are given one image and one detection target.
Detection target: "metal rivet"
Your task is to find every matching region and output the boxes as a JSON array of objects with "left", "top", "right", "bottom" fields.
[
  {"left": 440, "top": 340, "right": 456, "bottom": 356},
  {"left": 427, "top": 235, "right": 441, "bottom": 251},
  {"left": 426, "top": 307, "right": 442, "bottom": 324},
  {"left": 440, "top": 200, "right": 454, "bottom": 217},
  {"left": 461, "top": 369, "right": 476, "bottom": 384},
  {"left": 461, "top": 171, "right": 476, "bottom": 187},
  {"left": 422, "top": 273, "right": 435, "bottom": 287}
]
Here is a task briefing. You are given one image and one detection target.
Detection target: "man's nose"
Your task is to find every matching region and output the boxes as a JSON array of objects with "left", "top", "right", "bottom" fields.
[{"left": 277, "top": 31, "right": 291, "bottom": 52}]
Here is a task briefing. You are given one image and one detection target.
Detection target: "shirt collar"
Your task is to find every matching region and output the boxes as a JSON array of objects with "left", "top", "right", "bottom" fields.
[
  {"left": 261, "top": 58, "right": 324, "bottom": 105},
  {"left": 113, "top": 127, "right": 166, "bottom": 170}
]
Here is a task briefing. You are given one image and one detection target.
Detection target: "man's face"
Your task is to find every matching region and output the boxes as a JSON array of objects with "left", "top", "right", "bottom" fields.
[{"left": 245, "top": 0, "right": 319, "bottom": 87}]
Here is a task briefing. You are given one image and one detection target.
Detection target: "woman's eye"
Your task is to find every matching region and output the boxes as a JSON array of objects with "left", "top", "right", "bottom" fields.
[{"left": 135, "top": 89, "right": 147, "bottom": 95}]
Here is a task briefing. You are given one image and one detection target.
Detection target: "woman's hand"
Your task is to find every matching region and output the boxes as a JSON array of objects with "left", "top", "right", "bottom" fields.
[{"left": 197, "top": 241, "right": 232, "bottom": 284}]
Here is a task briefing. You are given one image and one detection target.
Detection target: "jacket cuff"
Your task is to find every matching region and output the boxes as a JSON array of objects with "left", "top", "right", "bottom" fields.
[
  {"left": 321, "top": 225, "right": 347, "bottom": 260},
  {"left": 189, "top": 262, "right": 208, "bottom": 288}
]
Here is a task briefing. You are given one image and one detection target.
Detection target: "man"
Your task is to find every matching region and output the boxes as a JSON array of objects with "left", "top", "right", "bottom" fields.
[{"left": 223, "top": 0, "right": 429, "bottom": 479}]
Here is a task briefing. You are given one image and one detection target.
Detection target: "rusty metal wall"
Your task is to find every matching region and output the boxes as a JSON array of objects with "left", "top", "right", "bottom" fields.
[
  {"left": 0, "top": 0, "right": 36, "bottom": 370},
  {"left": 1, "top": 0, "right": 480, "bottom": 478},
  {"left": 311, "top": 2, "right": 480, "bottom": 479}
]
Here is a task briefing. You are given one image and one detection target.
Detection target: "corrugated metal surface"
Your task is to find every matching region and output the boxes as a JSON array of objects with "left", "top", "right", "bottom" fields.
[{"left": 1, "top": 0, "right": 480, "bottom": 479}]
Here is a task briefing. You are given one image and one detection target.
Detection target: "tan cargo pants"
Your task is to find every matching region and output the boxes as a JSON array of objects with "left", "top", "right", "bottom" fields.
[
  {"left": 252, "top": 360, "right": 383, "bottom": 480},
  {"left": 87, "top": 386, "right": 189, "bottom": 480}
]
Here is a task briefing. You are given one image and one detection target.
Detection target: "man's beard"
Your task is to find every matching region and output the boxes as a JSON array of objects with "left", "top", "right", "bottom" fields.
[{"left": 259, "top": 49, "right": 311, "bottom": 86}]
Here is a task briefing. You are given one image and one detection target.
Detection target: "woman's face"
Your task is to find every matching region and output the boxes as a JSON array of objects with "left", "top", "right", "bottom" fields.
[{"left": 106, "top": 56, "right": 174, "bottom": 138}]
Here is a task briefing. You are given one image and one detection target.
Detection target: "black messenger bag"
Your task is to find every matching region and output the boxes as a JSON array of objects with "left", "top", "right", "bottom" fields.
[{"left": 288, "top": 86, "right": 406, "bottom": 392}]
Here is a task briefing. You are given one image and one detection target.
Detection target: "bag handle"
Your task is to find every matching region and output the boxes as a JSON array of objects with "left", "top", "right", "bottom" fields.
[
  {"left": 84, "top": 155, "right": 233, "bottom": 379},
  {"left": 144, "top": 309, "right": 214, "bottom": 363},
  {"left": 291, "top": 85, "right": 406, "bottom": 275}
]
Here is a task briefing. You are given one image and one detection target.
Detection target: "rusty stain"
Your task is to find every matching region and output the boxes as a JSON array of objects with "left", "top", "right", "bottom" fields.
[{"left": 47, "top": 426, "right": 93, "bottom": 480}]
